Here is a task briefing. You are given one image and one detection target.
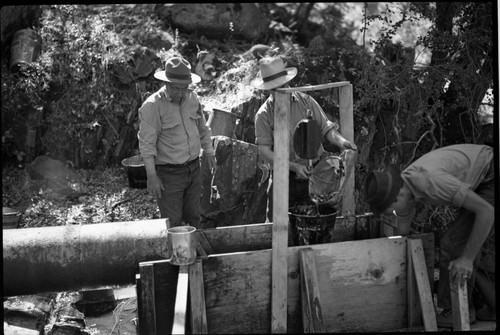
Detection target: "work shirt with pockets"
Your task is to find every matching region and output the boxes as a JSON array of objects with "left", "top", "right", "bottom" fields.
[
  {"left": 401, "top": 144, "right": 494, "bottom": 211},
  {"left": 138, "top": 86, "right": 215, "bottom": 165},
  {"left": 254, "top": 91, "right": 337, "bottom": 166}
]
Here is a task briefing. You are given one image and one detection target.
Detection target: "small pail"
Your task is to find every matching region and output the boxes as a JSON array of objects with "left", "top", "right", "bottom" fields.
[
  {"left": 10, "top": 28, "right": 43, "bottom": 73},
  {"left": 3, "top": 207, "right": 21, "bottom": 229},
  {"left": 289, "top": 204, "right": 337, "bottom": 245},
  {"left": 121, "top": 155, "right": 147, "bottom": 189},
  {"left": 207, "top": 108, "right": 238, "bottom": 138},
  {"left": 167, "top": 226, "right": 197, "bottom": 266}
]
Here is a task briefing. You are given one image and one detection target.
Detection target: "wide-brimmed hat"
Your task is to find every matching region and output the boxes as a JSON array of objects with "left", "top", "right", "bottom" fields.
[
  {"left": 364, "top": 165, "right": 403, "bottom": 215},
  {"left": 154, "top": 57, "right": 201, "bottom": 84},
  {"left": 253, "top": 58, "right": 297, "bottom": 90}
]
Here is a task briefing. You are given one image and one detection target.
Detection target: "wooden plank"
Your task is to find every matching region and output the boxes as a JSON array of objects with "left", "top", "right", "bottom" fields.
[
  {"left": 409, "top": 233, "right": 434, "bottom": 290},
  {"left": 203, "top": 249, "right": 273, "bottom": 333},
  {"left": 277, "top": 82, "right": 351, "bottom": 92},
  {"left": 195, "top": 231, "right": 213, "bottom": 259},
  {"left": 189, "top": 260, "right": 208, "bottom": 334},
  {"left": 271, "top": 90, "right": 290, "bottom": 333},
  {"left": 406, "top": 238, "right": 422, "bottom": 330},
  {"left": 172, "top": 265, "right": 190, "bottom": 334},
  {"left": 203, "top": 236, "right": 411, "bottom": 333},
  {"left": 449, "top": 271, "right": 470, "bottom": 331},
  {"left": 339, "top": 84, "right": 355, "bottom": 217},
  {"left": 406, "top": 233, "right": 434, "bottom": 330},
  {"left": 138, "top": 263, "right": 156, "bottom": 335},
  {"left": 200, "top": 223, "right": 273, "bottom": 254},
  {"left": 138, "top": 260, "right": 179, "bottom": 334},
  {"left": 408, "top": 239, "right": 437, "bottom": 331},
  {"left": 299, "top": 249, "right": 326, "bottom": 333}
]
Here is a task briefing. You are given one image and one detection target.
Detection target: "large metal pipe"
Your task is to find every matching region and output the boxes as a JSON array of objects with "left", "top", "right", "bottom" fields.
[{"left": 3, "top": 219, "right": 169, "bottom": 297}]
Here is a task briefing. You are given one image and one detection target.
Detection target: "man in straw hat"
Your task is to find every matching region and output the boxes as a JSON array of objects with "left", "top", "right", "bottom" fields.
[
  {"left": 253, "top": 57, "right": 357, "bottom": 223},
  {"left": 138, "top": 56, "right": 216, "bottom": 228},
  {"left": 364, "top": 143, "right": 495, "bottom": 327}
]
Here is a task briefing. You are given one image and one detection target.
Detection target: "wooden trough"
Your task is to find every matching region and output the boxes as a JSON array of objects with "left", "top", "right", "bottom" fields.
[{"left": 136, "top": 226, "right": 436, "bottom": 333}]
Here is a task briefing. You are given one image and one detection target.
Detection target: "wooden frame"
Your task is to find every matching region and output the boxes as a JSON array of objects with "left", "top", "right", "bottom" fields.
[
  {"left": 450, "top": 271, "right": 470, "bottom": 331},
  {"left": 137, "top": 233, "right": 435, "bottom": 334},
  {"left": 272, "top": 82, "right": 355, "bottom": 331}
]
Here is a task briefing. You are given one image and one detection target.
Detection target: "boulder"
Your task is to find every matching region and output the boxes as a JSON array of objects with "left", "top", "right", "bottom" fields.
[
  {"left": 27, "top": 156, "right": 88, "bottom": 199},
  {"left": 232, "top": 94, "right": 267, "bottom": 144},
  {"left": 194, "top": 51, "right": 216, "bottom": 81},
  {"left": 3, "top": 294, "right": 56, "bottom": 335},
  {"left": 112, "top": 45, "right": 160, "bottom": 85},
  {"left": 200, "top": 136, "right": 268, "bottom": 228},
  {"left": 155, "top": 3, "right": 270, "bottom": 41}
]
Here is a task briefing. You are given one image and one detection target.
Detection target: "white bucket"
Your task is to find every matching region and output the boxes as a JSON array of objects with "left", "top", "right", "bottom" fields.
[{"left": 167, "top": 226, "right": 197, "bottom": 265}]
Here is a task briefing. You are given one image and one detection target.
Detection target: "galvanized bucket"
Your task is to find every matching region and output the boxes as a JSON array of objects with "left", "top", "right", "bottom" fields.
[
  {"left": 121, "top": 155, "right": 147, "bottom": 189},
  {"left": 167, "top": 226, "right": 197, "bottom": 265},
  {"left": 10, "top": 28, "right": 42, "bottom": 73},
  {"left": 288, "top": 204, "right": 337, "bottom": 245},
  {"left": 3, "top": 207, "right": 20, "bottom": 229}
]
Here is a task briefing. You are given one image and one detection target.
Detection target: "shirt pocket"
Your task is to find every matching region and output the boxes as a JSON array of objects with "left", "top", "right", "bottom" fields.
[
  {"left": 160, "top": 114, "right": 181, "bottom": 130},
  {"left": 187, "top": 113, "right": 201, "bottom": 135}
]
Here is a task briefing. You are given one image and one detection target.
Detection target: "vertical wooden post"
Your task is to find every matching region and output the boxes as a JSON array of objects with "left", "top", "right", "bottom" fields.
[
  {"left": 189, "top": 260, "right": 208, "bottom": 334},
  {"left": 407, "top": 239, "right": 422, "bottom": 330},
  {"left": 271, "top": 90, "right": 290, "bottom": 333},
  {"left": 408, "top": 239, "right": 437, "bottom": 331},
  {"left": 138, "top": 263, "right": 156, "bottom": 335},
  {"left": 299, "top": 249, "right": 326, "bottom": 333},
  {"left": 339, "top": 84, "right": 355, "bottom": 217},
  {"left": 172, "top": 265, "right": 190, "bottom": 334},
  {"left": 449, "top": 272, "right": 470, "bottom": 331}
]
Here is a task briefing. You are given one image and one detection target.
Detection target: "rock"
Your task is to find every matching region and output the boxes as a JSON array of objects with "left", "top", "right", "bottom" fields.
[
  {"left": 308, "top": 35, "right": 327, "bottom": 55},
  {"left": 142, "top": 30, "right": 173, "bottom": 51},
  {"left": 27, "top": 156, "right": 88, "bottom": 198},
  {"left": 112, "top": 45, "right": 160, "bottom": 85},
  {"left": 200, "top": 136, "right": 268, "bottom": 228},
  {"left": 155, "top": 3, "right": 270, "bottom": 41},
  {"left": 232, "top": 94, "right": 267, "bottom": 144},
  {"left": 241, "top": 44, "right": 272, "bottom": 61},
  {"left": 3, "top": 294, "right": 56, "bottom": 335},
  {"left": 194, "top": 50, "right": 216, "bottom": 80},
  {"left": 46, "top": 292, "right": 87, "bottom": 335},
  {"left": 74, "top": 289, "right": 116, "bottom": 317}
]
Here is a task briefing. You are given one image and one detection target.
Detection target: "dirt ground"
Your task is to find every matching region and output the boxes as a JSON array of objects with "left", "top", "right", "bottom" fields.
[{"left": 2, "top": 166, "right": 158, "bottom": 228}]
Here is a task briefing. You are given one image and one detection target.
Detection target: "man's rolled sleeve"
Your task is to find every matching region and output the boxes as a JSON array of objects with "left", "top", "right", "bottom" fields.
[
  {"left": 408, "top": 171, "right": 471, "bottom": 207},
  {"left": 138, "top": 102, "right": 160, "bottom": 159},
  {"left": 255, "top": 111, "right": 274, "bottom": 147},
  {"left": 451, "top": 183, "right": 472, "bottom": 208}
]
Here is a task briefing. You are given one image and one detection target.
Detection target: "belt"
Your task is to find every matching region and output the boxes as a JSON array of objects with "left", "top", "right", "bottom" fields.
[{"left": 157, "top": 157, "right": 199, "bottom": 168}]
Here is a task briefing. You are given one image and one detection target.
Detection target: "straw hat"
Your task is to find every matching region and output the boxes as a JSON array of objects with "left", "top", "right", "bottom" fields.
[
  {"left": 154, "top": 57, "right": 201, "bottom": 84},
  {"left": 253, "top": 58, "right": 297, "bottom": 90},
  {"left": 364, "top": 165, "right": 403, "bottom": 215}
]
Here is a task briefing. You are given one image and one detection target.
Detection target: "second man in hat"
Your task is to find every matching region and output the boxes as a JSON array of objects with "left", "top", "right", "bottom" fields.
[{"left": 253, "top": 57, "right": 357, "bottom": 223}]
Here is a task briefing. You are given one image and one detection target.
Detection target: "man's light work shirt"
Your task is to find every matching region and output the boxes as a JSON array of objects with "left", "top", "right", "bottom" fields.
[{"left": 138, "top": 86, "right": 214, "bottom": 165}]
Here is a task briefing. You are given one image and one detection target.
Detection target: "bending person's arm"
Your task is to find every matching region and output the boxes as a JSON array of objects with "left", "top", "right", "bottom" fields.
[{"left": 449, "top": 189, "right": 494, "bottom": 283}]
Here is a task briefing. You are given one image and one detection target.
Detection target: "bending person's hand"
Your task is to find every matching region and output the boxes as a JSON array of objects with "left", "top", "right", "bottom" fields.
[{"left": 448, "top": 256, "right": 474, "bottom": 285}]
